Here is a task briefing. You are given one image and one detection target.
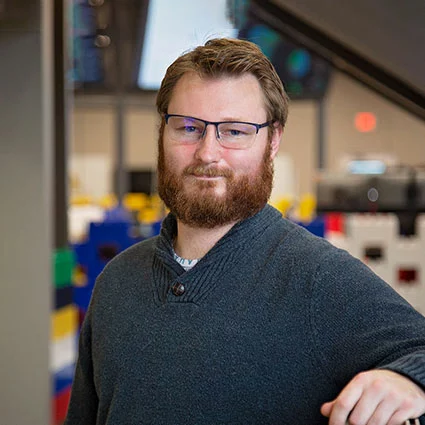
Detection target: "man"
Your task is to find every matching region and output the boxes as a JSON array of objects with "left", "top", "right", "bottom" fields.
[{"left": 65, "top": 38, "right": 425, "bottom": 424}]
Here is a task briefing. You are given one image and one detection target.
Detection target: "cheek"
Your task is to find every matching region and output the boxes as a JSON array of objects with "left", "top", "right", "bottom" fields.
[
  {"left": 164, "top": 144, "right": 196, "bottom": 170},
  {"left": 224, "top": 150, "right": 264, "bottom": 175}
]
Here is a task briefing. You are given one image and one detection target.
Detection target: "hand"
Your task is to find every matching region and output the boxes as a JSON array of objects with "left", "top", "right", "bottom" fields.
[{"left": 320, "top": 369, "right": 425, "bottom": 425}]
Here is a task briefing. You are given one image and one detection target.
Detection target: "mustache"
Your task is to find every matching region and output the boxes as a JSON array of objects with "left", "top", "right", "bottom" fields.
[{"left": 184, "top": 165, "right": 233, "bottom": 178}]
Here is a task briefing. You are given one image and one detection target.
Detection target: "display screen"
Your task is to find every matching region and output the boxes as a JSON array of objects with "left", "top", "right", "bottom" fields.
[
  {"left": 238, "top": 20, "right": 332, "bottom": 100},
  {"left": 348, "top": 160, "right": 387, "bottom": 175},
  {"left": 69, "top": 0, "right": 104, "bottom": 85},
  {"left": 137, "top": 0, "right": 238, "bottom": 90},
  {"left": 136, "top": 0, "right": 331, "bottom": 99}
]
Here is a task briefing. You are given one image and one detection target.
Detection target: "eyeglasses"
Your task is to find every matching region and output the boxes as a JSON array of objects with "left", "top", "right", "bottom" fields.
[{"left": 164, "top": 114, "right": 272, "bottom": 150}]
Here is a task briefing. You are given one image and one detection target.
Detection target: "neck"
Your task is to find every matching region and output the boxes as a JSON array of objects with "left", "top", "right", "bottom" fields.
[{"left": 173, "top": 220, "right": 237, "bottom": 260}]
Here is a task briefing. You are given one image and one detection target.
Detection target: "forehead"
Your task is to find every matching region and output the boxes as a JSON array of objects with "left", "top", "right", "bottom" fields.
[{"left": 167, "top": 72, "right": 267, "bottom": 122}]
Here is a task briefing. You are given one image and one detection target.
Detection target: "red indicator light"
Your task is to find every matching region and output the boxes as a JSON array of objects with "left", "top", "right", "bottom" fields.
[{"left": 355, "top": 112, "right": 377, "bottom": 133}]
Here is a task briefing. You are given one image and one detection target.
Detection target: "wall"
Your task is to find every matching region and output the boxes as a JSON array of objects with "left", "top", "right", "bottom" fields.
[
  {"left": 327, "top": 72, "right": 425, "bottom": 171},
  {"left": 71, "top": 100, "right": 159, "bottom": 198}
]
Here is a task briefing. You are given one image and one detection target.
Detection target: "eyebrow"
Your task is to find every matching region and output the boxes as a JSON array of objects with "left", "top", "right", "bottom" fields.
[{"left": 178, "top": 114, "right": 261, "bottom": 123}]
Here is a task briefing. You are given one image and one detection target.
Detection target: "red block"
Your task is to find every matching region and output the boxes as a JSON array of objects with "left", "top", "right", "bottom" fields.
[
  {"left": 325, "top": 212, "right": 345, "bottom": 233},
  {"left": 53, "top": 386, "right": 71, "bottom": 425}
]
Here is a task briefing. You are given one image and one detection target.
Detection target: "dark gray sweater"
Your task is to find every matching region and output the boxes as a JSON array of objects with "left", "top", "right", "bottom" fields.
[{"left": 65, "top": 205, "right": 425, "bottom": 424}]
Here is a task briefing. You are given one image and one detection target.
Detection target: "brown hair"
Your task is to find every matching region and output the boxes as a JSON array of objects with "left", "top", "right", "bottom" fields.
[{"left": 156, "top": 37, "right": 289, "bottom": 129}]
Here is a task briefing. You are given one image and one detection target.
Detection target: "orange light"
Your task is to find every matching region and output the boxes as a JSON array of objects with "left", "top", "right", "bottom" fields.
[{"left": 355, "top": 112, "right": 377, "bottom": 133}]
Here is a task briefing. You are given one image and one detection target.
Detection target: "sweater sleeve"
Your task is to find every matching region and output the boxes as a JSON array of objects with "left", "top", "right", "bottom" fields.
[
  {"left": 310, "top": 248, "right": 425, "bottom": 396},
  {"left": 63, "top": 307, "right": 98, "bottom": 425}
]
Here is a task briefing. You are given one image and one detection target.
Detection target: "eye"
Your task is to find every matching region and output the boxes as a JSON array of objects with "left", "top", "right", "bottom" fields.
[
  {"left": 180, "top": 119, "right": 203, "bottom": 134},
  {"left": 220, "top": 123, "right": 253, "bottom": 138},
  {"left": 183, "top": 125, "right": 200, "bottom": 133},
  {"left": 172, "top": 119, "right": 203, "bottom": 134},
  {"left": 228, "top": 128, "right": 244, "bottom": 136}
]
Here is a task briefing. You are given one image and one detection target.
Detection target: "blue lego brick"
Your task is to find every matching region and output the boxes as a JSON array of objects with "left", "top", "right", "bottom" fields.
[
  {"left": 71, "top": 221, "right": 147, "bottom": 312},
  {"left": 73, "top": 285, "right": 95, "bottom": 311},
  {"left": 152, "top": 220, "right": 162, "bottom": 237},
  {"left": 72, "top": 241, "right": 90, "bottom": 268},
  {"left": 295, "top": 216, "right": 326, "bottom": 238},
  {"left": 84, "top": 221, "right": 138, "bottom": 278},
  {"left": 54, "top": 363, "right": 76, "bottom": 395}
]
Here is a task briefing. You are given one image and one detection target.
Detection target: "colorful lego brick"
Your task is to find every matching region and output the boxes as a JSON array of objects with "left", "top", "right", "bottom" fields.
[
  {"left": 295, "top": 216, "right": 325, "bottom": 238},
  {"left": 55, "top": 286, "right": 74, "bottom": 310},
  {"left": 54, "top": 248, "right": 75, "bottom": 289},
  {"left": 73, "top": 284, "right": 94, "bottom": 313},
  {"left": 52, "top": 305, "right": 78, "bottom": 341},
  {"left": 54, "top": 363, "right": 75, "bottom": 395},
  {"left": 53, "top": 385, "right": 72, "bottom": 425}
]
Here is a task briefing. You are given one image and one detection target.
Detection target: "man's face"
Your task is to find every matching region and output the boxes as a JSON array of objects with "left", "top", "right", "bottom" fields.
[{"left": 157, "top": 72, "right": 282, "bottom": 228}]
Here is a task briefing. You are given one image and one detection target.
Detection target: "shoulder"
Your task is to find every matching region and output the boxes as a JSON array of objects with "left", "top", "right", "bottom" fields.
[
  {"left": 268, "top": 216, "right": 342, "bottom": 269},
  {"left": 104, "top": 236, "right": 157, "bottom": 271},
  {"left": 265, "top": 216, "right": 388, "bottom": 298},
  {"left": 284, "top": 223, "right": 385, "bottom": 293},
  {"left": 92, "top": 236, "right": 158, "bottom": 294}
]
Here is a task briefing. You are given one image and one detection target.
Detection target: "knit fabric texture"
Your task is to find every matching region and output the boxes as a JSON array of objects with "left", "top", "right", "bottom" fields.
[{"left": 65, "top": 204, "right": 425, "bottom": 424}]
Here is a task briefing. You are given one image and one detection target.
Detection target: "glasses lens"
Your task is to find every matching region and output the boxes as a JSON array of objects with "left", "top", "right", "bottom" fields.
[
  {"left": 218, "top": 122, "right": 257, "bottom": 148},
  {"left": 167, "top": 116, "right": 204, "bottom": 143}
]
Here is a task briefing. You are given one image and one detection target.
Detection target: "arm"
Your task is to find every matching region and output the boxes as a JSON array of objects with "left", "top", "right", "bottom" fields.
[
  {"left": 310, "top": 249, "right": 425, "bottom": 425},
  {"left": 321, "top": 369, "right": 425, "bottom": 425},
  {"left": 63, "top": 309, "right": 98, "bottom": 425}
]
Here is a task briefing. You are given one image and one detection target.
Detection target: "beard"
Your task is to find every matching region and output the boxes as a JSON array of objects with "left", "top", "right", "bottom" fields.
[{"left": 157, "top": 136, "right": 274, "bottom": 229}]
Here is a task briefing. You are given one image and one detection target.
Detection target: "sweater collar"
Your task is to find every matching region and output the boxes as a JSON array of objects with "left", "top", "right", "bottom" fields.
[
  {"left": 153, "top": 204, "right": 283, "bottom": 304},
  {"left": 156, "top": 204, "right": 281, "bottom": 271}
]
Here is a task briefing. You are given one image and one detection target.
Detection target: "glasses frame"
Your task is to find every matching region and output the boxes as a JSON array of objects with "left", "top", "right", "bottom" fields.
[{"left": 164, "top": 113, "right": 272, "bottom": 148}]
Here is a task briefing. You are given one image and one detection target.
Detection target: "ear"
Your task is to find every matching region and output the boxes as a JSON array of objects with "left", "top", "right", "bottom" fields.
[{"left": 269, "top": 123, "right": 283, "bottom": 160}]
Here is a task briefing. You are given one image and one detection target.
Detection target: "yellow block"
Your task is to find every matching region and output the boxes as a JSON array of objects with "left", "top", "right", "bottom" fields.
[
  {"left": 51, "top": 305, "right": 78, "bottom": 341},
  {"left": 98, "top": 193, "right": 118, "bottom": 209},
  {"left": 124, "top": 193, "right": 149, "bottom": 211},
  {"left": 138, "top": 206, "right": 160, "bottom": 223},
  {"left": 270, "top": 196, "right": 293, "bottom": 216},
  {"left": 299, "top": 193, "right": 317, "bottom": 223}
]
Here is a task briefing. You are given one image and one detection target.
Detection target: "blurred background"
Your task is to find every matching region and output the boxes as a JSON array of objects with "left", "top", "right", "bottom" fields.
[{"left": 1, "top": 0, "right": 424, "bottom": 423}]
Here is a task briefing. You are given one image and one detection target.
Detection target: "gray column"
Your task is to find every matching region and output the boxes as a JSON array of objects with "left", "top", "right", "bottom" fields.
[{"left": 0, "top": 0, "right": 53, "bottom": 424}]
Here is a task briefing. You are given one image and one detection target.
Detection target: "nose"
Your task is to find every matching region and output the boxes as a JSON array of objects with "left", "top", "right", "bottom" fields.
[{"left": 194, "top": 124, "right": 221, "bottom": 163}]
